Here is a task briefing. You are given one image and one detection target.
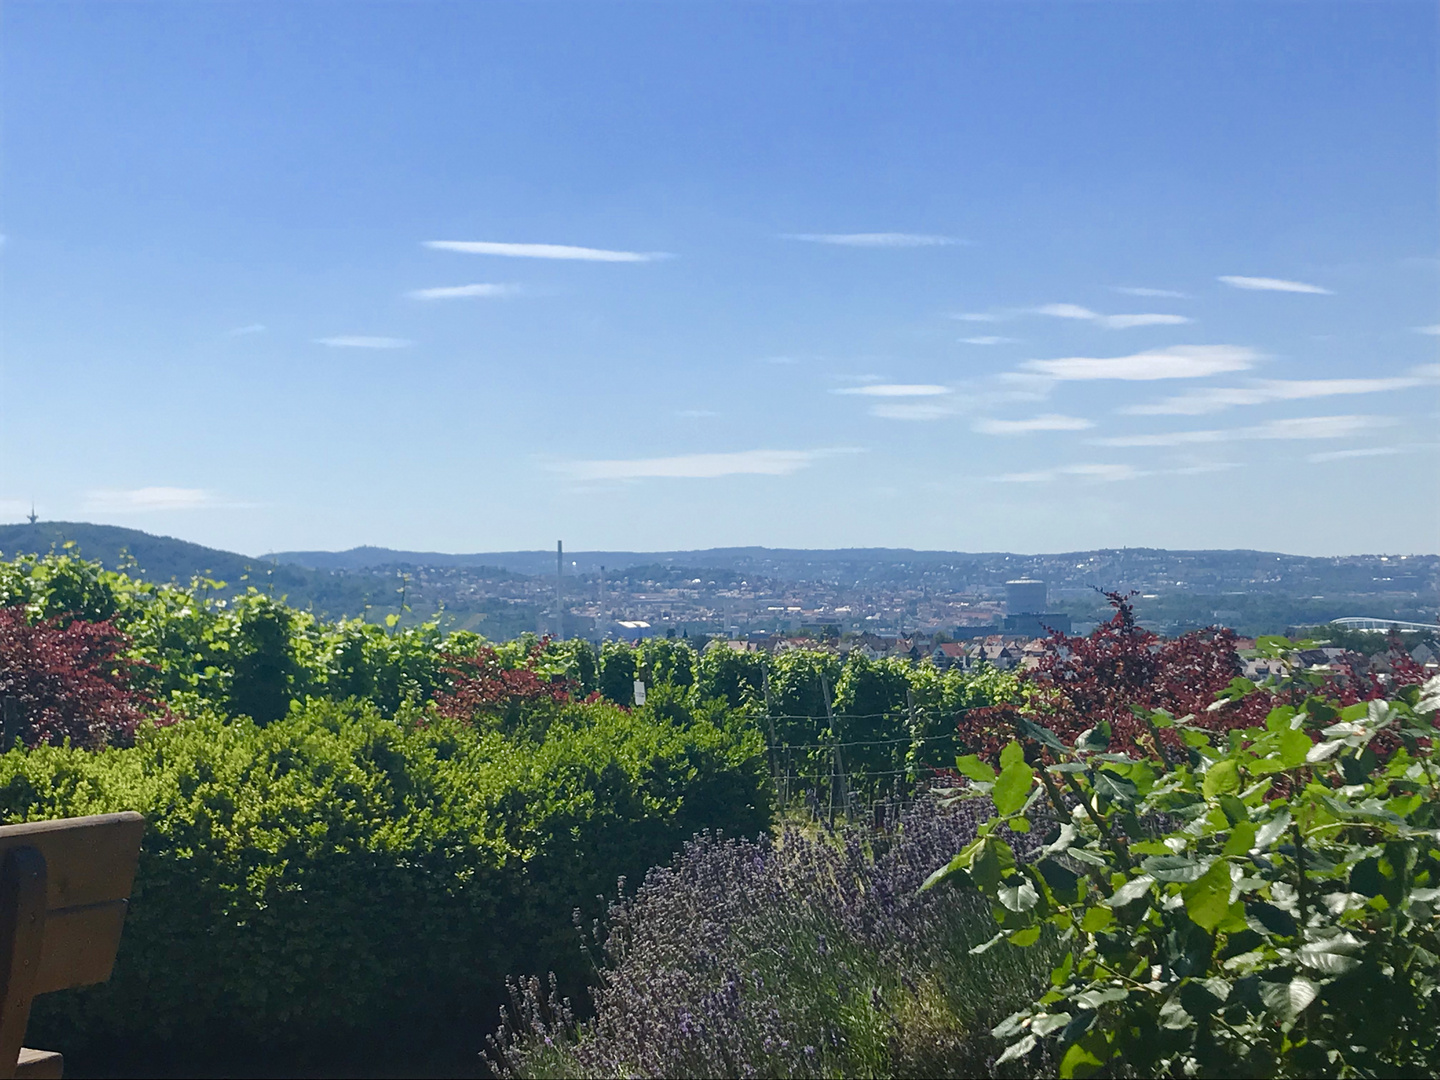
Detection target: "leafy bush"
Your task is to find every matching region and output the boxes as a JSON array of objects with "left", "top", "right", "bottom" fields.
[
  {"left": 598, "top": 640, "right": 638, "bottom": 706},
  {"left": 2, "top": 696, "right": 768, "bottom": 1066},
  {"left": 929, "top": 619, "right": 1440, "bottom": 1077},
  {"left": 637, "top": 637, "right": 697, "bottom": 691},
  {"left": 489, "top": 800, "right": 1057, "bottom": 1079},
  {"left": 694, "top": 645, "right": 767, "bottom": 711}
]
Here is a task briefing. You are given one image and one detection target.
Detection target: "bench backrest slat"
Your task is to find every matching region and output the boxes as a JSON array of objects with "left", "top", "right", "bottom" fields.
[
  {"left": 0, "top": 814, "right": 144, "bottom": 915},
  {"left": 32, "top": 901, "right": 130, "bottom": 996}
]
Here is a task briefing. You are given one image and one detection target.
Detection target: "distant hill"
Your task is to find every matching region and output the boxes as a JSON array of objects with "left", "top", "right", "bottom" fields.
[
  {"left": 0, "top": 521, "right": 395, "bottom": 619},
  {"left": 0, "top": 522, "right": 542, "bottom": 633},
  {"left": 0, "top": 521, "right": 263, "bottom": 584},
  {"left": 269, "top": 545, "right": 530, "bottom": 576}
]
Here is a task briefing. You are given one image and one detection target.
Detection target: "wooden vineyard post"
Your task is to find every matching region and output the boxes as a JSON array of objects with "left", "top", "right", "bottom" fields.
[
  {"left": 905, "top": 684, "right": 918, "bottom": 799},
  {"left": 762, "top": 670, "right": 784, "bottom": 808},
  {"left": 821, "top": 672, "right": 847, "bottom": 823}
]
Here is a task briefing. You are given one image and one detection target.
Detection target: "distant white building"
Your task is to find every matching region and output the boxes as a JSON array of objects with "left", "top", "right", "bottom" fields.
[
  {"left": 1006, "top": 579, "right": 1047, "bottom": 614},
  {"left": 607, "top": 619, "right": 656, "bottom": 641}
]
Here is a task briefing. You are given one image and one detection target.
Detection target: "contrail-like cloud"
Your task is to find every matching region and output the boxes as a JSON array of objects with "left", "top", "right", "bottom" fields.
[
  {"left": 1218, "top": 275, "right": 1332, "bottom": 294},
  {"left": 84, "top": 487, "right": 229, "bottom": 512},
  {"left": 1113, "top": 286, "right": 1189, "bottom": 298},
  {"left": 314, "top": 336, "right": 412, "bottom": 349},
  {"left": 1030, "top": 303, "right": 1192, "bottom": 329},
  {"left": 973, "top": 414, "right": 1094, "bottom": 435},
  {"left": 425, "top": 241, "right": 670, "bottom": 262},
  {"left": 1021, "top": 345, "right": 1257, "bottom": 381},
  {"left": 407, "top": 283, "right": 520, "bottom": 300},
  {"left": 1124, "top": 377, "right": 1423, "bottom": 416},
  {"left": 992, "top": 463, "right": 1138, "bottom": 484},
  {"left": 557, "top": 448, "right": 861, "bottom": 481},
  {"left": 781, "top": 233, "right": 960, "bottom": 248},
  {"left": 1094, "top": 415, "right": 1392, "bottom": 447},
  {"left": 833, "top": 384, "right": 950, "bottom": 397}
]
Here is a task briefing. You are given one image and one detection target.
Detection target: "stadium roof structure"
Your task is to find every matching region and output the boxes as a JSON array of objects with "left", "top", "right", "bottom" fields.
[{"left": 1330, "top": 617, "right": 1440, "bottom": 633}]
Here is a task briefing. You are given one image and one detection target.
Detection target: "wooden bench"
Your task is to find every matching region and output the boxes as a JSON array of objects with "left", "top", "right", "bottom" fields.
[{"left": 0, "top": 813, "right": 145, "bottom": 1080}]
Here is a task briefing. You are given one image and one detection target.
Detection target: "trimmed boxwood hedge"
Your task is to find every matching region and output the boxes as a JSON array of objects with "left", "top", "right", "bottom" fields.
[{"left": 1, "top": 696, "right": 769, "bottom": 1068}]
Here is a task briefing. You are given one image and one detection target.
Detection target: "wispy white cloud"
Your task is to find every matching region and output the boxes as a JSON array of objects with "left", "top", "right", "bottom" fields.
[
  {"left": 995, "top": 372, "right": 1056, "bottom": 398},
  {"left": 1230, "top": 415, "right": 1388, "bottom": 442},
  {"left": 761, "top": 355, "right": 802, "bottom": 365},
  {"left": 1307, "top": 447, "right": 1402, "bottom": 463},
  {"left": 973, "top": 414, "right": 1094, "bottom": 435},
  {"left": 782, "top": 233, "right": 959, "bottom": 248},
  {"left": 1415, "top": 324, "right": 1440, "bottom": 335},
  {"left": 1218, "top": 275, "right": 1332, "bottom": 294},
  {"left": 676, "top": 409, "right": 719, "bottom": 418},
  {"left": 1102, "top": 313, "right": 1191, "bottom": 329},
  {"left": 1033, "top": 303, "right": 1099, "bottom": 320},
  {"left": 1095, "top": 414, "right": 1393, "bottom": 447},
  {"left": 228, "top": 323, "right": 265, "bottom": 335},
  {"left": 992, "top": 463, "right": 1138, "bottom": 484},
  {"left": 314, "top": 336, "right": 412, "bottom": 349},
  {"left": 1113, "top": 286, "right": 1189, "bottom": 299},
  {"left": 990, "top": 460, "right": 1244, "bottom": 484},
  {"left": 1170, "top": 461, "right": 1242, "bottom": 476},
  {"left": 963, "top": 303, "right": 1191, "bottom": 329},
  {"left": 992, "top": 471, "right": 1053, "bottom": 483},
  {"left": 84, "top": 487, "right": 227, "bottom": 513},
  {"left": 1031, "top": 303, "right": 1191, "bottom": 330},
  {"left": 1022, "top": 345, "right": 1257, "bottom": 381},
  {"left": 834, "top": 384, "right": 949, "bottom": 397},
  {"left": 1064, "top": 463, "right": 1139, "bottom": 482},
  {"left": 1124, "top": 376, "right": 1423, "bottom": 416},
  {"left": 558, "top": 448, "right": 857, "bottom": 481},
  {"left": 407, "top": 283, "right": 520, "bottom": 300},
  {"left": 871, "top": 402, "right": 956, "bottom": 421},
  {"left": 960, "top": 336, "right": 1020, "bottom": 345},
  {"left": 425, "top": 240, "right": 669, "bottom": 262}
]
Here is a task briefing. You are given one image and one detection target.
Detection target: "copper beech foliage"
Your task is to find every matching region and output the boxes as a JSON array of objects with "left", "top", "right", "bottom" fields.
[
  {"left": 431, "top": 636, "right": 571, "bottom": 722},
  {"left": 0, "top": 605, "right": 161, "bottom": 749},
  {"left": 960, "top": 593, "right": 1429, "bottom": 764}
]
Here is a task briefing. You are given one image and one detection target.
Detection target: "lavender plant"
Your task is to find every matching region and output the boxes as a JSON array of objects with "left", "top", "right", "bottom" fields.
[{"left": 489, "top": 799, "right": 1057, "bottom": 1078}]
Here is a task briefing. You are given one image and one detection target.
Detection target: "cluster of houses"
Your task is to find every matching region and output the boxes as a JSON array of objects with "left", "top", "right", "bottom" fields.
[
  {"left": 705, "top": 631, "right": 1440, "bottom": 680},
  {"left": 708, "top": 631, "right": 1053, "bottom": 672},
  {"left": 1242, "top": 643, "right": 1439, "bottom": 682}
]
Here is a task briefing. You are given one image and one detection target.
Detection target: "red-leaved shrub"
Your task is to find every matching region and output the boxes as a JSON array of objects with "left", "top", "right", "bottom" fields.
[
  {"left": 432, "top": 638, "right": 570, "bottom": 723},
  {"left": 959, "top": 594, "right": 1433, "bottom": 762},
  {"left": 0, "top": 606, "right": 156, "bottom": 749}
]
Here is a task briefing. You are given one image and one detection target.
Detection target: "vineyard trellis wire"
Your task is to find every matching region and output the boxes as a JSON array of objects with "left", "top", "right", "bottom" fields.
[
  {"left": 759, "top": 693, "right": 966, "bottom": 824},
  {"left": 763, "top": 729, "right": 962, "bottom": 823},
  {"left": 747, "top": 665, "right": 1005, "bottom": 824}
]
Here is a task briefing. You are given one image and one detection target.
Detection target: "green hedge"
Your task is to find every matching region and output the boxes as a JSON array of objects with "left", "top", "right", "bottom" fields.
[{"left": 2, "top": 697, "right": 769, "bottom": 1066}]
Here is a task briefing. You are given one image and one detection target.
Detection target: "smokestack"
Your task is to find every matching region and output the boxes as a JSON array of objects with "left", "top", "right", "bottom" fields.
[{"left": 555, "top": 541, "right": 564, "bottom": 641}]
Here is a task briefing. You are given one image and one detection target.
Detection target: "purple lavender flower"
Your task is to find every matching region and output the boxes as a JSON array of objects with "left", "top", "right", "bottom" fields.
[{"left": 488, "top": 797, "right": 1057, "bottom": 1078}]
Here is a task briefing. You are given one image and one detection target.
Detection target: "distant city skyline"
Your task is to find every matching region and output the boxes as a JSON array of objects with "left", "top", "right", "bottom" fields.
[{"left": 2, "top": 2, "right": 1436, "bottom": 556}]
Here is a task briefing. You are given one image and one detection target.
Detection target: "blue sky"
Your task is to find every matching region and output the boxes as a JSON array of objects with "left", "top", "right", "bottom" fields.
[{"left": 2, "top": 2, "right": 1436, "bottom": 557}]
